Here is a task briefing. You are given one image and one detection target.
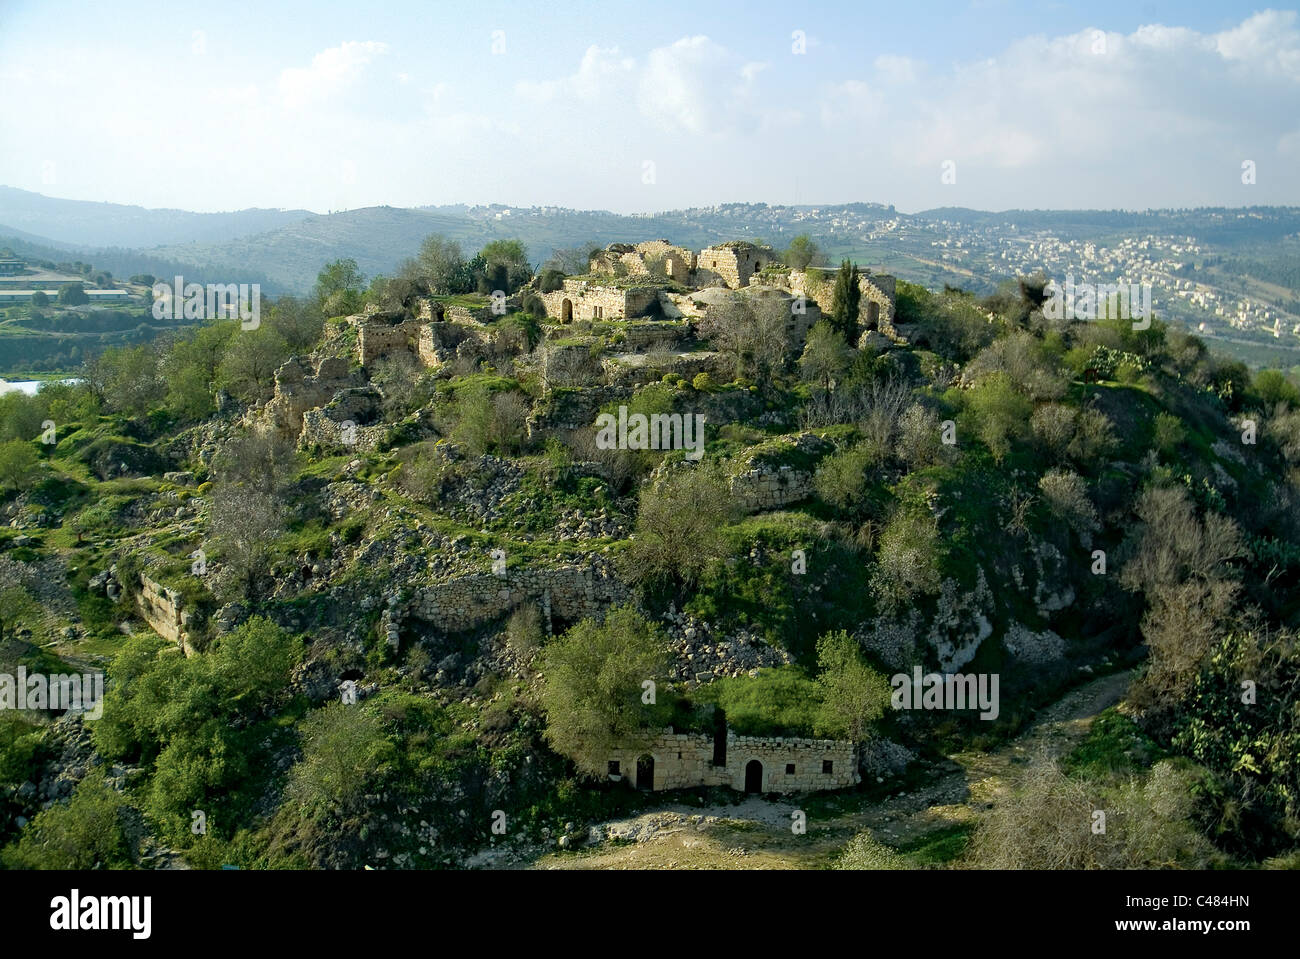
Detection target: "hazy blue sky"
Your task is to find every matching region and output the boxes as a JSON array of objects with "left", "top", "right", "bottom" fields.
[{"left": 1, "top": 1, "right": 1297, "bottom": 213}]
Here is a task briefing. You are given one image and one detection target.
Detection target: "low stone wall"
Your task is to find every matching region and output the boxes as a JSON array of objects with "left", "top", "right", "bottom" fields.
[
  {"left": 530, "top": 384, "right": 634, "bottom": 433},
  {"left": 617, "top": 320, "right": 689, "bottom": 350},
  {"left": 408, "top": 562, "right": 631, "bottom": 635},
  {"left": 729, "top": 464, "right": 816, "bottom": 513},
  {"left": 608, "top": 730, "right": 858, "bottom": 793}
]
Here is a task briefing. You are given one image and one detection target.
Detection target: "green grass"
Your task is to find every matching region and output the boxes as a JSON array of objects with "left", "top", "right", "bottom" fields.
[
  {"left": 894, "top": 821, "right": 975, "bottom": 865},
  {"left": 1061, "top": 707, "right": 1166, "bottom": 778}
]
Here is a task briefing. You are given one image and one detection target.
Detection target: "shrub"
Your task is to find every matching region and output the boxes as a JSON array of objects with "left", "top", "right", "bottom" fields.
[
  {"left": 870, "top": 508, "right": 942, "bottom": 615},
  {"left": 0, "top": 771, "right": 131, "bottom": 869},
  {"left": 623, "top": 461, "right": 736, "bottom": 589},
  {"left": 538, "top": 606, "right": 672, "bottom": 776}
]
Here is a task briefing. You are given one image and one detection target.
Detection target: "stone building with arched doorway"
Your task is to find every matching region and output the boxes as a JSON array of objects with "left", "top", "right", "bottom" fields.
[{"left": 605, "top": 727, "right": 858, "bottom": 794}]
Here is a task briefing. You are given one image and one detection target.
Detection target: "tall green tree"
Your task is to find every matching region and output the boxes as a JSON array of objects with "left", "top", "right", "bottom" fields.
[
  {"left": 538, "top": 606, "right": 672, "bottom": 777},
  {"left": 784, "top": 234, "right": 823, "bottom": 270},
  {"left": 813, "top": 630, "right": 891, "bottom": 741},
  {"left": 829, "top": 260, "right": 861, "bottom": 344}
]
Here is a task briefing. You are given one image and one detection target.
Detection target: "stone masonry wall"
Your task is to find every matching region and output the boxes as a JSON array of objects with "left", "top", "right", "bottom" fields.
[
  {"left": 728, "top": 464, "right": 816, "bottom": 513},
  {"left": 788, "top": 269, "right": 898, "bottom": 337},
  {"left": 135, "top": 573, "right": 196, "bottom": 654},
  {"left": 607, "top": 730, "right": 858, "bottom": 793},
  {"left": 698, "top": 244, "right": 771, "bottom": 289},
  {"left": 408, "top": 563, "right": 630, "bottom": 635},
  {"left": 541, "top": 281, "right": 659, "bottom": 323}
]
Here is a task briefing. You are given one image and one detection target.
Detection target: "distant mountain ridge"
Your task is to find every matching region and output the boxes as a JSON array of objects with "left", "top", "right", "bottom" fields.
[
  {"left": 3, "top": 187, "right": 1299, "bottom": 297},
  {"left": 0, "top": 186, "right": 312, "bottom": 249}
]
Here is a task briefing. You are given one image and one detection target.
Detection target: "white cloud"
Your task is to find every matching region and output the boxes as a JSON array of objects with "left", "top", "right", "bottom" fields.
[
  {"left": 278, "top": 41, "right": 388, "bottom": 109},
  {"left": 637, "top": 35, "right": 763, "bottom": 136},
  {"left": 516, "top": 45, "right": 635, "bottom": 103}
]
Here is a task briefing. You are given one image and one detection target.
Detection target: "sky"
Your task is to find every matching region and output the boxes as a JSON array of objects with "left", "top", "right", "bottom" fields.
[{"left": 0, "top": 0, "right": 1297, "bottom": 215}]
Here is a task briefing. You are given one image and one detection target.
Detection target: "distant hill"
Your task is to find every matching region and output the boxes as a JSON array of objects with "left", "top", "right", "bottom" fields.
[{"left": 0, "top": 186, "right": 312, "bottom": 249}]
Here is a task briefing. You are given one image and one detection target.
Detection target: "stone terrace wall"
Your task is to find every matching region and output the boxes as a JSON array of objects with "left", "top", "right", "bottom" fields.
[
  {"left": 729, "top": 464, "right": 816, "bottom": 513},
  {"left": 607, "top": 730, "right": 858, "bottom": 793},
  {"left": 136, "top": 573, "right": 197, "bottom": 654},
  {"left": 408, "top": 562, "right": 631, "bottom": 634}
]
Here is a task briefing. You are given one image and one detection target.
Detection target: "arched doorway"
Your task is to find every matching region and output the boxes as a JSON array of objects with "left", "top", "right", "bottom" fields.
[
  {"left": 866, "top": 300, "right": 880, "bottom": 329},
  {"left": 561, "top": 299, "right": 573, "bottom": 323},
  {"left": 744, "top": 759, "right": 763, "bottom": 793},
  {"left": 636, "top": 754, "right": 654, "bottom": 790}
]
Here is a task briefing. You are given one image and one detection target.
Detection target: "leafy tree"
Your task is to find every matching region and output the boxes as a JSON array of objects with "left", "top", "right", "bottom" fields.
[
  {"left": 623, "top": 461, "right": 736, "bottom": 589},
  {"left": 285, "top": 703, "right": 397, "bottom": 814},
  {"left": 86, "top": 343, "right": 162, "bottom": 416},
  {"left": 963, "top": 371, "right": 1033, "bottom": 462},
  {"left": 784, "top": 234, "right": 824, "bottom": 270},
  {"left": 814, "top": 443, "right": 877, "bottom": 515},
  {"left": 538, "top": 606, "right": 671, "bottom": 777},
  {"left": 29, "top": 291, "right": 48, "bottom": 308},
  {"left": 416, "top": 235, "right": 468, "bottom": 294},
  {"left": 478, "top": 239, "right": 531, "bottom": 293},
  {"left": 871, "top": 507, "right": 942, "bottom": 615},
  {"left": 268, "top": 295, "right": 323, "bottom": 352},
  {"left": 799, "top": 320, "right": 852, "bottom": 391},
  {"left": 828, "top": 260, "right": 861, "bottom": 343},
  {"left": 57, "top": 282, "right": 88, "bottom": 306},
  {"left": 218, "top": 327, "right": 289, "bottom": 403},
  {"left": 0, "top": 439, "right": 40, "bottom": 491},
  {"left": 315, "top": 258, "right": 365, "bottom": 301},
  {"left": 813, "top": 630, "right": 891, "bottom": 741},
  {"left": 0, "top": 772, "right": 131, "bottom": 869},
  {"left": 451, "top": 383, "right": 529, "bottom": 455},
  {"left": 163, "top": 321, "right": 237, "bottom": 420}
]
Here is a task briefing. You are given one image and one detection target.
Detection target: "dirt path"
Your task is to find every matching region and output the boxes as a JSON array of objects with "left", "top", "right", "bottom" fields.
[{"left": 528, "top": 669, "right": 1135, "bottom": 870}]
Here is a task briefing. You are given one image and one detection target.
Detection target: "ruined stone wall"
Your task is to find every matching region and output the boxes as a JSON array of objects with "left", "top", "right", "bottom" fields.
[
  {"left": 356, "top": 312, "right": 422, "bottom": 366},
  {"left": 541, "top": 281, "right": 659, "bottom": 322},
  {"left": 300, "top": 405, "right": 386, "bottom": 452},
  {"left": 417, "top": 321, "right": 492, "bottom": 368},
  {"left": 728, "top": 464, "right": 816, "bottom": 513},
  {"left": 407, "top": 563, "right": 630, "bottom": 634},
  {"left": 253, "top": 356, "right": 356, "bottom": 441},
  {"left": 529, "top": 384, "right": 634, "bottom": 433},
  {"left": 617, "top": 320, "right": 689, "bottom": 350},
  {"left": 697, "top": 244, "right": 771, "bottom": 289},
  {"left": 607, "top": 730, "right": 858, "bottom": 793},
  {"left": 135, "top": 573, "right": 196, "bottom": 654},
  {"left": 788, "top": 269, "right": 897, "bottom": 335}
]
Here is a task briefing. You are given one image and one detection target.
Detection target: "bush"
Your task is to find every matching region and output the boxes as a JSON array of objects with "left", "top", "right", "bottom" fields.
[
  {"left": 697, "top": 667, "right": 821, "bottom": 736},
  {"left": 814, "top": 443, "right": 877, "bottom": 515},
  {"left": 623, "top": 461, "right": 736, "bottom": 589},
  {"left": 505, "top": 603, "right": 544, "bottom": 659},
  {"left": 538, "top": 606, "right": 672, "bottom": 776},
  {"left": 692, "top": 372, "right": 717, "bottom": 392},
  {"left": 1, "top": 771, "right": 131, "bottom": 869}
]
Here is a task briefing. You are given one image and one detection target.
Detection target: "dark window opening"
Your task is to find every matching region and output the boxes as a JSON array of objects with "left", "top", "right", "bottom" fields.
[
  {"left": 785, "top": 763, "right": 795, "bottom": 775},
  {"left": 822, "top": 760, "right": 833, "bottom": 774},
  {"left": 608, "top": 760, "right": 620, "bottom": 775}
]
